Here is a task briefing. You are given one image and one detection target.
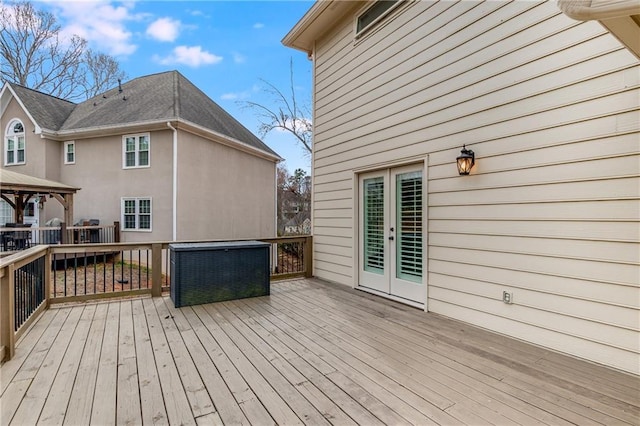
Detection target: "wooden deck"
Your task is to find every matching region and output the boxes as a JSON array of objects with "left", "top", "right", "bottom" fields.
[{"left": 1, "top": 278, "right": 638, "bottom": 425}]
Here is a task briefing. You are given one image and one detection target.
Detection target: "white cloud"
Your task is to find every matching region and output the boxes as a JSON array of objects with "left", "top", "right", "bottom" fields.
[
  {"left": 48, "top": 1, "right": 139, "bottom": 56},
  {"left": 146, "top": 17, "right": 180, "bottom": 42},
  {"left": 253, "top": 23, "right": 264, "bottom": 29},
  {"left": 189, "top": 9, "right": 209, "bottom": 18},
  {"left": 232, "top": 52, "right": 246, "bottom": 64},
  {"left": 154, "top": 46, "right": 222, "bottom": 67},
  {"left": 221, "top": 93, "right": 239, "bottom": 100}
]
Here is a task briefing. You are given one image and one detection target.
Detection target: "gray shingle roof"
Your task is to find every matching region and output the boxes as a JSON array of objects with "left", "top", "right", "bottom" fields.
[
  {"left": 8, "top": 71, "right": 278, "bottom": 158},
  {"left": 9, "top": 84, "right": 76, "bottom": 131}
]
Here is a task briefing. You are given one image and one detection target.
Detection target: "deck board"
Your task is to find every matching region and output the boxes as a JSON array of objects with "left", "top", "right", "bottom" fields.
[
  {"left": 1, "top": 278, "right": 638, "bottom": 425},
  {"left": 38, "top": 304, "right": 96, "bottom": 425},
  {"left": 277, "top": 285, "right": 546, "bottom": 425},
  {"left": 131, "top": 298, "right": 167, "bottom": 425},
  {"left": 64, "top": 303, "right": 108, "bottom": 425},
  {"left": 116, "top": 300, "right": 142, "bottom": 426},
  {"left": 142, "top": 297, "right": 195, "bottom": 426},
  {"left": 90, "top": 301, "right": 119, "bottom": 425}
]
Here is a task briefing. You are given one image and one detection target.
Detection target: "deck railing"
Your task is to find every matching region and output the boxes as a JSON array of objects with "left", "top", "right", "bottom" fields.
[
  {"left": 0, "top": 235, "right": 312, "bottom": 362},
  {"left": 0, "top": 222, "right": 120, "bottom": 254}
]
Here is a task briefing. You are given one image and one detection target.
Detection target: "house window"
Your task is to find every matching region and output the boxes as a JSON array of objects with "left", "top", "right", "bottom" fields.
[
  {"left": 122, "top": 197, "right": 152, "bottom": 231},
  {"left": 0, "top": 200, "right": 13, "bottom": 226},
  {"left": 122, "top": 133, "right": 150, "bottom": 168},
  {"left": 64, "top": 141, "right": 75, "bottom": 164},
  {"left": 4, "top": 119, "right": 25, "bottom": 165},
  {"left": 356, "top": 0, "right": 401, "bottom": 37}
]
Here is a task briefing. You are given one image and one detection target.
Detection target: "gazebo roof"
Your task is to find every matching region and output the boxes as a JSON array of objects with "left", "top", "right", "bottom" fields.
[
  {"left": 1, "top": 169, "right": 79, "bottom": 225},
  {"left": 0, "top": 169, "right": 79, "bottom": 194}
]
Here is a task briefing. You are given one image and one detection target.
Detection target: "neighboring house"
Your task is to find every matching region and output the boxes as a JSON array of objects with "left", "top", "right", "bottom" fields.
[
  {"left": 284, "top": 1, "right": 640, "bottom": 375},
  {"left": 284, "top": 212, "right": 311, "bottom": 235},
  {"left": 0, "top": 71, "right": 281, "bottom": 242}
]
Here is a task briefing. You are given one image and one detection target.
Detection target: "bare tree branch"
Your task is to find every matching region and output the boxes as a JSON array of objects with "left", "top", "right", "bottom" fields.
[
  {"left": 0, "top": 1, "right": 126, "bottom": 101},
  {"left": 240, "top": 59, "right": 312, "bottom": 155}
]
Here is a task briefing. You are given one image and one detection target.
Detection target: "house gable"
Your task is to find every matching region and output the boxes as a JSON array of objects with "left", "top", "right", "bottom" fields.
[
  {"left": 0, "top": 83, "right": 75, "bottom": 134},
  {"left": 56, "top": 71, "right": 279, "bottom": 159},
  {"left": 1, "top": 71, "right": 280, "bottom": 162}
]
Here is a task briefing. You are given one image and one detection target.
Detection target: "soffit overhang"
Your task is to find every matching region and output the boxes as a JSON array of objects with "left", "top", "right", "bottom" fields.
[
  {"left": 282, "top": 0, "right": 364, "bottom": 54},
  {"left": 558, "top": 0, "right": 640, "bottom": 59},
  {"left": 40, "top": 120, "right": 282, "bottom": 163}
]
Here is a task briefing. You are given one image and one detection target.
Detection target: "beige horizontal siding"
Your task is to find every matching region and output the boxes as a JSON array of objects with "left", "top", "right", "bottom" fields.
[
  {"left": 429, "top": 220, "right": 639, "bottom": 243},
  {"left": 310, "top": 0, "right": 639, "bottom": 374},
  {"left": 426, "top": 298, "right": 639, "bottom": 374},
  {"left": 429, "top": 259, "right": 638, "bottom": 307}
]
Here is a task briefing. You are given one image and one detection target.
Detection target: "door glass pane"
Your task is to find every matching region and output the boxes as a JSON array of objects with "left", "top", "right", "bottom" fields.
[
  {"left": 363, "top": 177, "right": 385, "bottom": 274},
  {"left": 396, "top": 171, "right": 422, "bottom": 282}
]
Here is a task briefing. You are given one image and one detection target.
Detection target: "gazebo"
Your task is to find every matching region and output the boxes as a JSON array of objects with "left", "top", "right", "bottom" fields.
[{"left": 0, "top": 169, "right": 79, "bottom": 225}]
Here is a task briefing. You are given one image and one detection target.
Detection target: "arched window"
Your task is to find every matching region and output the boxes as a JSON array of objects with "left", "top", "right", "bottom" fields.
[{"left": 5, "top": 119, "right": 25, "bottom": 165}]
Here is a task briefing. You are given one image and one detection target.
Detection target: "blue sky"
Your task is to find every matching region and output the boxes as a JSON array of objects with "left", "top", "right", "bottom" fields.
[{"left": 37, "top": 0, "right": 314, "bottom": 173}]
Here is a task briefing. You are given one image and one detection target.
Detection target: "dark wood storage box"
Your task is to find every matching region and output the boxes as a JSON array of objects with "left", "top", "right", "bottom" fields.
[{"left": 170, "top": 241, "right": 270, "bottom": 308}]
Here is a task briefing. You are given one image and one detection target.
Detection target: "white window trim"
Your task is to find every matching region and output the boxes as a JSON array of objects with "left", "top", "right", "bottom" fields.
[
  {"left": 122, "top": 133, "right": 151, "bottom": 169},
  {"left": 4, "top": 119, "right": 26, "bottom": 166},
  {"left": 354, "top": 0, "right": 403, "bottom": 39},
  {"left": 121, "top": 197, "right": 153, "bottom": 232},
  {"left": 64, "top": 141, "right": 75, "bottom": 165}
]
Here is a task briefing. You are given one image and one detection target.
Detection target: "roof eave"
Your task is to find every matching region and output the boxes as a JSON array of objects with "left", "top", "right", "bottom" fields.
[
  {"left": 178, "top": 119, "right": 283, "bottom": 163},
  {"left": 0, "top": 83, "right": 43, "bottom": 134},
  {"left": 557, "top": 0, "right": 640, "bottom": 21},
  {"left": 45, "top": 119, "right": 172, "bottom": 140},
  {"left": 45, "top": 119, "right": 282, "bottom": 162},
  {"left": 282, "top": 0, "right": 363, "bottom": 55},
  {"left": 558, "top": 0, "right": 640, "bottom": 59}
]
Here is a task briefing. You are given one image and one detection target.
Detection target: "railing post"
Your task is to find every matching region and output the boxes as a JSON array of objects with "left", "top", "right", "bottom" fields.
[
  {"left": 151, "top": 243, "right": 162, "bottom": 297},
  {"left": 114, "top": 221, "right": 120, "bottom": 243},
  {"left": 303, "top": 235, "right": 313, "bottom": 278},
  {"left": 60, "top": 222, "right": 67, "bottom": 244},
  {"left": 0, "top": 267, "right": 5, "bottom": 362},
  {"left": 0, "top": 265, "right": 16, "bottom": 361},
  {"left": 44, "top": 250, "right": 52, "bottom": 308}
]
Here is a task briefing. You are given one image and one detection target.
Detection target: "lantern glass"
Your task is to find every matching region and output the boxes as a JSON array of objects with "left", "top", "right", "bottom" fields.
[{"left": 456, "top": 146, "right": 475, "bottom": 175}]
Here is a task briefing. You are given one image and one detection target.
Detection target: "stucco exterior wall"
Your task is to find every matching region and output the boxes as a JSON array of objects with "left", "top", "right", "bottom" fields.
[
  {"left": 176, "top": 130, "right": 276, "bottom": 240},
  {"left": 309, "top": 1, "right": 639, "bottom": 374},
  {"left": 1, "top": 97, "right": 276, "bottom": 242},
  {"left": 57, "top": 129, "right": 174, "bottom": 241},
  {"left": 0, "top": 98, "right": 46, "bottom": 178}
]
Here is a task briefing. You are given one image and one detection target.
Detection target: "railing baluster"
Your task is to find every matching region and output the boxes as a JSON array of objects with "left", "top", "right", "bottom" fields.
[
  {"left": 138, "top": 250, "right": 141, "bottom": 289},
  {"left": 102, "top": 253, "right": 107, "bottom": 293},
  {"left": 112, "top": 253, "right": 116, "bottom": 292},
  {"left": 11, "top": 255, "right": 45, "bottom": 332},
  {"left": 63, "top": 253, "right": 68, "bottom": 297}
]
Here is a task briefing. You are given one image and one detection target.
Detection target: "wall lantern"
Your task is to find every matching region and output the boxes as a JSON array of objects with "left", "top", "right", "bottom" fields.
[{"left": 456, "top": 145, "right": 475, "bottom": 175}]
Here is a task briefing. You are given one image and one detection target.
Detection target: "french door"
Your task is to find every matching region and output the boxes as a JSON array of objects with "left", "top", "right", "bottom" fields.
[{"left": 359, "top": 165, "right": 425, "bottom": 304}]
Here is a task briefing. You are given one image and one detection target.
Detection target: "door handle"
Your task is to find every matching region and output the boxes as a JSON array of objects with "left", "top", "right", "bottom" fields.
[{"left": 389, "top": 236, "right": 394, "bottom": 241}]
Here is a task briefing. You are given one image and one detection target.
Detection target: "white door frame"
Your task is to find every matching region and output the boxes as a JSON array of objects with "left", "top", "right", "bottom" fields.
[
  {"left": 23, "top": 199, "right": 39, "bottom": 226},
  {"left": 353, "top": 157, "right": 428, "bottom": 310}
]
